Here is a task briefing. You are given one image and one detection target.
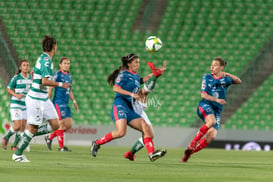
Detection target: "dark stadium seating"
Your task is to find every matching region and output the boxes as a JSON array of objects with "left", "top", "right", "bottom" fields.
[{"left": 0, "top": 0, "right": 273, "bottom": 129}]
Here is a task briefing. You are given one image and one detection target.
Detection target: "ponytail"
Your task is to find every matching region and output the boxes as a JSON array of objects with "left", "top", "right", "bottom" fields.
[
  {"left": 107, "top": 66, "right": 123, "bottom": 86},
  {"left": 42, "top": 35, "right": 56, "bottom": 52}
]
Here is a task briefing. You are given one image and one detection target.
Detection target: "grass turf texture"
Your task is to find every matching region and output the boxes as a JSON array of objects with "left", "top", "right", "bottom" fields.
[{"left": 1, "top": 145, "right": 273, "bottom": 182}]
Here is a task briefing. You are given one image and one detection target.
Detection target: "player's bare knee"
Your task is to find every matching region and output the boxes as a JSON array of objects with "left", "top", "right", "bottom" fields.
[
  {"left": 116, "top": 130, "right": 126, "bottom": 138},
  {"left": 142, "top": 125, "right": 153, "bottom": 138},
  {"left": 13, "top": 125, "right": 20, "bottom": 131},
  {"left": 206, "top": 129, "right": 217, "bottom": 143},
  {"left": 51, "top": 122, "right": 59, "bottom": 131}
]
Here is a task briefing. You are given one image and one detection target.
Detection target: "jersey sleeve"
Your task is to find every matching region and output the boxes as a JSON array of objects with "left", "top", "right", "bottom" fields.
[
  {"left": 226, "top": 76, "right": 233, "bottom": 87},
  {"left": 114, "top": 72, "right": 126, "bottom": 88},
  {"left": 200, "top": 74, "right": 208, "bottom": 93},
  {"left": 7, "top": 75, "right": 17, "bottom": 89},
  {"left": 140, "top": 77, "right": 144, "bottom": 84}
]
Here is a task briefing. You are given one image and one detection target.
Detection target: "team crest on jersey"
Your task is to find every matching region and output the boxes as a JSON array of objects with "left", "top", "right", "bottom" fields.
[
  {"left": 44, "top": 57, "right": 49, "bottom": 60},
  {"left": 118, "top": 110, "right": 124, "bottom": 116},
  {"left": 61, "top": 111, "right": 65, "bottom": 117},
  {"left": 15, "top": 110, "right": 19, "bottom": 118},
  {"left": 206, "top": 107, "right": 211, "bottom": 113},
  {"left": 220, "top": 79, "right": 226, "bottom": 87}
]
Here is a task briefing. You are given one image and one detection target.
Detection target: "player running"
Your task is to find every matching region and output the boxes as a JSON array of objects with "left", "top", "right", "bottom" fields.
[
  {"left": 181, "top": 57, "right": 241, "bottom": 163},
  {"left": 90, "top": 53, "right": 167, "bottom": 162},
  {"left": 12, "top": 35, "right": 70, "bottom": 162},
  {"left": 2, "top": 60, "right": 32, "bottom": 151},
  {"left": 124, "top": 61, "right": 167, "bottom": 161},
  {"left": 44, "top": 57, "right": 78, "bottom": 152}
]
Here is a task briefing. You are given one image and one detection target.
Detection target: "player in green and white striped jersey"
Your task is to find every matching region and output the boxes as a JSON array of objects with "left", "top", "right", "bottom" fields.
[
  {"left": 12, "top": 35, "right": 71, "bottom": 162},
  {"left": 2, "top": 60, "right": 32, "bottom": 151}
]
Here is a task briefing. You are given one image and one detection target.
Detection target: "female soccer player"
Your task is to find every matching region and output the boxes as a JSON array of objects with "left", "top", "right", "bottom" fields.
[
  {"left": 124, "top": 61, "right": 167, "bottom": 161},
  {"left": 12, "top": 35, "right": 71, "bottom": 162},
  {"left": 44, "top": 57, "right": 78, "bottom": 152},
  {"left": 181, "top": 57, "right": 242, "bottom": 163},
  {"left": 90, "top": 53, "right": 167, "bottom": 161},
  {"left": 2, "top": 60, "right": 32, "bottom": 151}
]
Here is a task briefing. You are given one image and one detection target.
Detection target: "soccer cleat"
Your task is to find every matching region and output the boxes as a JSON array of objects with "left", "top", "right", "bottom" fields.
[
  {"left": 149, "top": 149, "right": 167, "bottom": 162},
  {"left": 189, "top": 141, "right": 197, "bottom": 150},
  {"left": 11, "top": 146, "right": 17, "bottom": 151},
  {"left": 58, "top": 146, "right": 72, "bottom": 152},
  {"left": 124, "top": 151, "right": 135, "bottom": 161},
  {"left": 2, "top": 138, "right": 8, "bottom": 150},
  {"left": 181, "top": 148, "right": 194, "bottom": 163},
  {"left": 90, "top": 140, "right": 100, "bottom": 157},
  {"left": 44, "top": 135, "right": 52, "bottom": 151},
  {"left": 12, "top": 154, "right": 30, "bottom": 162},
  {"left": 147, "top": 62, "right": 163, "bottom": 77}
]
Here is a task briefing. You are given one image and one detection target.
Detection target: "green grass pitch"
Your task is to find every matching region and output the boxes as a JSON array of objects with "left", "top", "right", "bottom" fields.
[{"left": 1, "top": 144, "right": 273, "bottom": 182}]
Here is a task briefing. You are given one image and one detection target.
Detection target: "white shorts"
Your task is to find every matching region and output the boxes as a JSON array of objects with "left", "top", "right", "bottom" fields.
[
  {"left": 26, "top": 95, "right": 58, "bottom": 126},
  {"left": 10, "top": 109, "right": 27, "bottom": 121},
  {"left": 133, "top": 100, "right": 152, "bottom": 126},
  {"left": 140, "top": 111, "right": 151, "bottom": 126}
]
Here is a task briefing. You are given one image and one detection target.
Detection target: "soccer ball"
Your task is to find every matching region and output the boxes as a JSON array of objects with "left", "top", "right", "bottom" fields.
[{"left": 145, "top": 36, "right": 163, "bottom": 52}]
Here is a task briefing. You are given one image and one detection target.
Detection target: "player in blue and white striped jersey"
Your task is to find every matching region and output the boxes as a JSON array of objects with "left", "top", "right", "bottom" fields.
[{"left": 2, "top": 60, "right": 32, "bottom": 151}]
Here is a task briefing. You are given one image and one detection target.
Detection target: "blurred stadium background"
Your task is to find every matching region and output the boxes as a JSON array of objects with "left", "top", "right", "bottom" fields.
[{"left": 0, "top": 0, "right": 273, "bottom": 148}]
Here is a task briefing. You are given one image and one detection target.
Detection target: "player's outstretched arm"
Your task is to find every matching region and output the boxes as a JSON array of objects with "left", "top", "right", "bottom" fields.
[
  {"left": 6, "top": 87, "right": 24, "bottom": 99},
  {"left": 222, "top": 72, "right": 242, "bottom": 84},
  {"left": 201, "top": 92, "right": 226, "bottom": 105},
  {"left": 42, "top": 77, "right": 71, "bottom": 89},
  {"left": 48, "top": 87, "right": 54, "bottom": 99},
  {"left": 142, "top": 73, "right": 153, "bottom": 83},
  {"left": 113, "top": 85, "right": 140, "bottom": 100},
  {"left": 142, "top": 61, "right": 167, "bottom": 83},
  {"left": 70, "top": 90, "right": 79, "bottom": 111}
]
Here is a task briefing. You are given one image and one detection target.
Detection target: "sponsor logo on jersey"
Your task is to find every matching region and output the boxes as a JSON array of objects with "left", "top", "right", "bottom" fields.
[
  {"left": 202, "top": 80, "right": 206, "bottom": 89},
  {"left": 213, "top": 92, "right": 219, "bottom": 98}
]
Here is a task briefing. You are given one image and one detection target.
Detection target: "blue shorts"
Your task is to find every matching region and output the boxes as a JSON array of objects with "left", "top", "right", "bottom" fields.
[
  {"left": 54, "top": 103, "right": 72, "bottom": 120},
  {"left": 111, "top": 99, "right": 141, "bottom": 124},
  {"left": 196, "top": 101, "right": 221, "bottom": 130}
]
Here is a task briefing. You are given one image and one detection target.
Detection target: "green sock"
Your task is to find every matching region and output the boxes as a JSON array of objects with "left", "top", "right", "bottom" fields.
[
  {"left": 15, "top": 130, "right": 33, "bottom": 155},
  {"left": 11, "top": 132, "right": 21, "bottom": 147},
  {"left": 34, "top": 124, "right": 52, "bottom": 137},
  {"left": 130, "top": 138, "right": 144, "bottom": 154},
  {"left": 144, "top": 75, "right": 158, "bottom": 92},
  {"left": 4, "top": 127, "right": 15, "bottom": 140}
]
